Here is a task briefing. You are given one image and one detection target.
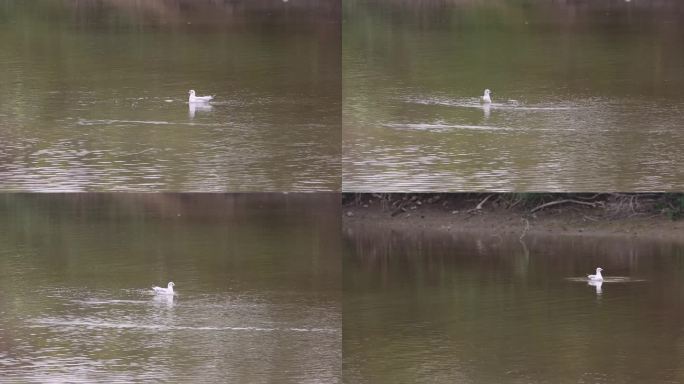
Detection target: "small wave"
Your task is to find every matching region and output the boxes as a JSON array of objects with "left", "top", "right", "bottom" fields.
[
  {"left": 78, "top": 119, "right": 171, "bottom": 126},
  {"left": 405, "top": 96, "right": 482, "bottom": 108},
  {"left": 28, "top": 318, "right": 337, "bottom": 333},
  {"left": 504, "top": 105, "right": 576, "bottom": 111},
  {"left": 565, "top": 277, "right": 646, "bottom": 283},
  {"left": 71, "top": 299, "right": 150, "bottom": 305},
  {"left": 405, "top": 96, "right": 577, "bottom": 111},
  {"left": 76, "top": 119, "right": 225, "bottom": 127},
  {"left": 383, "top": 123, "right": 513, "bottom": 132}
]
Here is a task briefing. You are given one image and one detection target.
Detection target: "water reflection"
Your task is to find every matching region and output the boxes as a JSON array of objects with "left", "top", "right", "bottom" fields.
[
  {"left": 0, "top": 0, "right": 341, "bottom": 191},
  {"left": 188, "top": 102, "right": 213, "bottom": 119},
  {"left": 343, "top": 0, "right": 684, "bottom": 191},
  {"left": 0, "top": 194, "right": 341, "bottom": 383},
  {"left": 481, "top": 103, "right": 491, "bottom": 119},
  {"left": 344, "top": 223, "right": 684, "bottom": 383},
  {"left": 152, "top": 293, "right": 176, "bottom": 308},
  {"left": 588, "top": 280, "right": 603, "bottom": 295}
]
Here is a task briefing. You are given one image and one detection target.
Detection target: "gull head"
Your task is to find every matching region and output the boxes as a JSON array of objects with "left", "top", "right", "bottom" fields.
[
  {"left": 188, "top": 90, "right": 195, "bottom": 96},
  {"left": 481, "top": 89, "right": 492, "bottom": 104},
  {"left": 168, "top": 282, "right": 175, "bottom": 288},
  {"left": 596, "top": 267, "right": 603, "bottom": 272}
]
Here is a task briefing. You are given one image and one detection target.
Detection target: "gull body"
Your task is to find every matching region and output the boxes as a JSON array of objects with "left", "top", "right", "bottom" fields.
[
  {"left": 188, "top": 90, "right": 213, "bottom": 103},
  {"left": 152, "top": 281, "right": 175, "bottom": 295},
  {"left": 587, "top": 267, "right": 604, "bottom": 281},
  {"left": 480, "top": 89, "right": 492, "bottom": 104}
]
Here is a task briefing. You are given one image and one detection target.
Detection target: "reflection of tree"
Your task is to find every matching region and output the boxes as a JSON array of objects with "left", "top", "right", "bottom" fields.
[
  {"left": 0, "top": 193, "right": 340, "bottom": 291},
  {"left": 344, "top": 224, "right": 684, "bottom": 383},
  {"left": 343, "top": 0, "right": 684, "bottom": 191},
  {"left": 0, "top": 0, "right": 341, "bottom": 191},
  {"left": 0, "top": 193, "right": 341, "bottom": 381},
  {"left": 70, "top": 0, "right": 340, "bottom": 26}
]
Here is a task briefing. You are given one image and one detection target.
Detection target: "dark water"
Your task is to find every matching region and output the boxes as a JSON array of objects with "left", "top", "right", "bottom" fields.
[
  {"left": 0, "top": 0, "right": 340, "bottom": 191},
  {"left": 0, "top": 194, "right": 341, "bottom": 383},
  {"left": 344, "top": 224, "right": 684, "bottom": 383},
  {"left": 343, "top": 0, "right": 684, "bottom": 191}
]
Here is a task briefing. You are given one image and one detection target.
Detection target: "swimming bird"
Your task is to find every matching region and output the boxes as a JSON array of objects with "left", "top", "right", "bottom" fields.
[
  {"left": 152, "top": 282, "right": 175, "bottom": 295},
  {"left": 587, "top": 267, "right": 603, "bottom": 281},
  {"left": 188, "top": 90, "right": 213, "bottom": 103},
  {"left": 480, "top": 89, "right": 492, "bottom": 104}
]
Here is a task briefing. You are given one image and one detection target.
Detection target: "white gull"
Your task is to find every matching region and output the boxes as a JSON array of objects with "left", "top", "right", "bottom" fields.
[
  {"left": 587, "top": 267, "right": 604, "bottom": 281},
  {"left": 480, "top": 89, "right": 492, "bottom": 104},
  {"left": 188, "top": 90, "right": 213, "bottom": 103},
  {"left": 152, "top": 282, "right": 176, "bottom": 295}
]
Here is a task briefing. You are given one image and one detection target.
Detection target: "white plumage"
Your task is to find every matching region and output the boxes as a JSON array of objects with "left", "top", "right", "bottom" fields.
[
  {"left": 188, "top": 90, "right": 213, "bottom": 103},
  {"left": 152, "top": 281, "right": 175, "bottom": 295},
  {"left": 480, "top": 89, "right": 492, "bottom": 104},
  {"left": 587, "top": 267, "right": 604, "bottom": 281}
]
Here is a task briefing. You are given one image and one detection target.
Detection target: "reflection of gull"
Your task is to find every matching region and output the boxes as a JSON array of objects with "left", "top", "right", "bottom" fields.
[
  {"left": 482, "top": 103, "right": 491, "bottom": 118},
  {"left": 588, "top": 279, "right": 603, "bottom": 295},
  {"left": 152, "top": 282, "right": 175, "bottom": 295},
  {"left": 189, "top": 102, "right": 213, "bottom": 119},
  {"left": 153, "top": 293, "right": 175, "bottom": 307},
  {"left": 480, "top": 89, "right": 492, "bottom": 104},
  {"left": 188, "top": 89, "right": 213, "bottom": 103},
  {"left": 587, "top": 267, "right": 604, "bottom": 281}
]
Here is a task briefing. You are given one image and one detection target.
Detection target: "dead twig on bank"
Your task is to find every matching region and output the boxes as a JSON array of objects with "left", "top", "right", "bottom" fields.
[
  {"left": 530, "top": 199, "right": 601, "bottom": 214},
  {"left": 390, "top": 195, "right": 418, "bottom": 216},
  {"left": 468, "top": 194, "right": 494, "bottom": 214}
]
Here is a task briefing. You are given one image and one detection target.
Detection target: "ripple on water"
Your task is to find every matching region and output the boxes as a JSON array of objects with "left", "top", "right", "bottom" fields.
[
  {"left": 565, "top": 277, "right": 647, "bottom": 283},
  {"left": 28, "top": 318, "right": 337, "bottom": 334},
  {"left": 383, "top": 122, "right": 514, "bottom": 132},
  {"left": 404, "top": 95, "right": 582, "bottom": 113}
]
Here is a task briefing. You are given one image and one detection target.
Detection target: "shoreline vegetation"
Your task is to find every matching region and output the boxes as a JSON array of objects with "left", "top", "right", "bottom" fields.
[{"left": 343, "top": 193, "right": 684, "bottom": 243}]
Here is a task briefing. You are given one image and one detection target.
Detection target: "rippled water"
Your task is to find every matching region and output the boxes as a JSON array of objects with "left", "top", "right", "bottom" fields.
[
  {"left": 343, "top": 0, "right": 684, "bottom": 191},
  {"left": 0, "top": 194, "right": 341, "bottom": 383},
  {"left": 344, "top": 224, "right": 684, "bottom": 383},
  {"left": 0, "top": 0, "right": 340, "bottom": 191}
]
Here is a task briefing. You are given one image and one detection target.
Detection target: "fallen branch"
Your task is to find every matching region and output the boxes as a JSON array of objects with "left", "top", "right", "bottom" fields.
[
  {"left": 468, "top": 194, "right": 494, "bottom": 214},
  {"left": 390, "top": 203, "right": 407, "bottom": 217},
  {"left": 508, "top": 197, "right": 523, "bottom": 209},
  {"left": 530, "top": 199, "right": 599, "bottom": 214}
]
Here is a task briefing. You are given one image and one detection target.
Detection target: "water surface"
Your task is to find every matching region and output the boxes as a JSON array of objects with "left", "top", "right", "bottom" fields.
[
  {"left": 344, "top": 224, "right": 684, "bottom": 383},
  {"left": 343, "top": 0, "right": 684, "bottom": 191},
  {"left": 0, "top": 194, "right": 340, "bottom": 383},
  {"left": 0, "top": 0, "right": 340, "bottom": 191}
]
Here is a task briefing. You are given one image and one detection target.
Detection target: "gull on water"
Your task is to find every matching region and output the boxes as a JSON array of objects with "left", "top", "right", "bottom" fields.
[
  {"left": 152, "top": 282, "right": 175, "bottom": 295},
  {"left": 587, "top": 267, "right": 603, "bottom": 281},
  {"left": 480, "top": 89, "right": 492, "bottom": 104},
  {"left": 188, "top": 90, "right": 213, "bottom": 103}
]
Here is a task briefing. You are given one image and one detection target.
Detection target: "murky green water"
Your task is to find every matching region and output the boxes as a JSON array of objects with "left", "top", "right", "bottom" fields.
[
  {"left": 0, "top": 0, "right": 340, "bottom": 191},
  {"left": 343, "top": 1, "right": 684, "bottom": 191},
  {"left": 0, "top": 194, "right": 340, "bottom": 383},
  {"left": 344, "top": 225, "right": 684, "bottom": 383}
]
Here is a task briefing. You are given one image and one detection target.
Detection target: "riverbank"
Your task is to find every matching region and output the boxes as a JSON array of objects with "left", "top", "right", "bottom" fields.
[{"left": 343, "top": 193, "right": 684, "bottom": 243}]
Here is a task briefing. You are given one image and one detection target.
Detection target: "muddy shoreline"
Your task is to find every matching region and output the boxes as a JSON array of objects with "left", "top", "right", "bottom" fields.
[{"left": 343, "top": 194, "right": 684, "bottom": 243}]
